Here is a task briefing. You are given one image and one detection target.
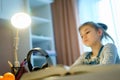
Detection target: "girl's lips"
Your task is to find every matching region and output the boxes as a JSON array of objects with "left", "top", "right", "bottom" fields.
[
  {"left": 84, "top": 39, "right": 88, "bottom": 42},
  {"left": 84, "top": 40, "right": 90, "bottom": 44}
]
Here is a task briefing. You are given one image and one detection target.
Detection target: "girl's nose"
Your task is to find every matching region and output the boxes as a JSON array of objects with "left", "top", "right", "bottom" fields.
[{"left": 82, "top": 35, "right": 87, "bottom": 40}]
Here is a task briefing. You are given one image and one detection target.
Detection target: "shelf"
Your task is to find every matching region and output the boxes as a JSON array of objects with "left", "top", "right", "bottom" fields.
[
  {"left": 36, "top": 0, "right": 54, "bottom": 4},
  {"left": 29, "top": 0, "right": 55, "bottom": 51},
  {"left": 31, "top": 49, "right": 56, "bottom": 66},
  {"left": 29, "top": 0, "right": 56, "bottom": 66},
  {"left": 32, "top": 16, "right": 50, "bottom": 24},
  {"left": 30, "top": 0, "right": 54, "bottom": 7},
  {"left": 32, "top": 55, "right": 46, "bottom": 59},
  {"left": 32, "top": 35, "right": 52, "bottom": 42}
]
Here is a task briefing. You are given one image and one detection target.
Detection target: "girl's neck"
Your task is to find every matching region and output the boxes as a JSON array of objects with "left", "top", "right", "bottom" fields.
[{"left": 91, "top": 43, "right": 103, "bottom": 57}]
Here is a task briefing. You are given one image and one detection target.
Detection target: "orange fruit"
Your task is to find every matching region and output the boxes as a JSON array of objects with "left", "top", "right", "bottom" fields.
[
  {"left": 3, "top": 72, "right": 15, "bottom": 80},
  {"left": 0, "top": 76, "right": 4, "bottom": 80}
]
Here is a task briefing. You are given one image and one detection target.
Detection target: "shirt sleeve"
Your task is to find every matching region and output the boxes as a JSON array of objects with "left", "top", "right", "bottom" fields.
[
  {"left": 71, "top": 52, "right": 88, "bottom": 67},
  {"left": 100, "top": 43, "right": 118, "bottom": 64}
]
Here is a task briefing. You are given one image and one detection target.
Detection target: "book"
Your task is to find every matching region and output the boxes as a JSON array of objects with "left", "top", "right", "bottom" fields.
[{"left": 20, "top": 64, "right": 120, "bottom": 80}]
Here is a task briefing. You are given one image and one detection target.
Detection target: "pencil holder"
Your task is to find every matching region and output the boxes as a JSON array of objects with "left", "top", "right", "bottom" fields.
[
  {"left": 11, "top": 67, "right": 27, "bottom": 80},
  {"left": 11, "top": 67, "right": 21, "bottom": 75}
]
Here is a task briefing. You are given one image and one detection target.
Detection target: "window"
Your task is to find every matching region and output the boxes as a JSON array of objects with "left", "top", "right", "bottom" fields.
[{"left": 78, "top": 0, "right": 120, "bottom": 56}]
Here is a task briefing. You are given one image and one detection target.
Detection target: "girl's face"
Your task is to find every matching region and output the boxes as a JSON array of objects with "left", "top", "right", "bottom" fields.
[{"left": 80, "top": 25, "right": 102, "bottom": 47}]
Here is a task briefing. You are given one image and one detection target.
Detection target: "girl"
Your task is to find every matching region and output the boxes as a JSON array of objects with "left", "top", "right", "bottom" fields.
[{"left": 72, "top": 21, "right": 120, "bottom": 66}]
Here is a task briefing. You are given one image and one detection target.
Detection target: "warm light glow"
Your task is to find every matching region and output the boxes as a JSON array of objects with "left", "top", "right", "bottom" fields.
[{"left": 11, "top": 12, "right": 31, "bottom": 29}]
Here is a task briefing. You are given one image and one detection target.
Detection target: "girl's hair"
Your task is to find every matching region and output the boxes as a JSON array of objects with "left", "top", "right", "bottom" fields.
[{"left": 79, "top": 21, "right": 114, "bottom": 43}]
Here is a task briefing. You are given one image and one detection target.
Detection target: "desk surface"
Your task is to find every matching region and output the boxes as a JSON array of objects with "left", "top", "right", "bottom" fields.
[
  {"left": 20, "top": 64, "right": 120, "bottom": 80},
  {"left": 43, "top": 66, "right": 120, "bottom": 80}
]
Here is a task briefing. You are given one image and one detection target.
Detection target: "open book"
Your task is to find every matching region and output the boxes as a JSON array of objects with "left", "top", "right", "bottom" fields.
[{"left": 20, "top": 64, "right": 120, "bottom": 80}]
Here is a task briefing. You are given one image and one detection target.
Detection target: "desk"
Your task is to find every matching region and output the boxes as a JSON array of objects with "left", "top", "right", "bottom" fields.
[
  {"left": 20, "top": 64, "right": 120, "bottom": 80},
  {"left": 43, "top": 65, "right": 120, "bottom": 80}
]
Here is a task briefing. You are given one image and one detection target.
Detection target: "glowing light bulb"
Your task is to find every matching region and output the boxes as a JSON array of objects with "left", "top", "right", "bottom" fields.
[{"left": 11, "top": 12, "right": 31, "bottom": 29}]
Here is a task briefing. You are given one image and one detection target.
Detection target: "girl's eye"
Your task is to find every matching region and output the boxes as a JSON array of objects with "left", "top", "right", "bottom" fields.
[
  {"left": 81, "top": 35, "right": 83, "bottom": 38},
  {"left": 86, "top": 31, "right": 90, "bottom": 34},
  {"left": 80, "top": 31, "right": 90, "bottom": 38}
]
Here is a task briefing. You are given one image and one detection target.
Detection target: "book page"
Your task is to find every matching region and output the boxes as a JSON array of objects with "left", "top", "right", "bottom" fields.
[
  {"left": 20, "top": 65, "right": 68, "bottom": 80},
  {"left": 21, "top": 64, "right": 120, "bottom": 80},
  {"left": 69, "top": 64, "right": 120, "bottom": 75},
  {"left": 69, "top": 65, "right": 93, "bottom": 75}
]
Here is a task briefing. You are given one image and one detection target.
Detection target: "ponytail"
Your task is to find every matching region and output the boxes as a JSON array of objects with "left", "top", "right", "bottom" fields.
[
  {"left": 97, "top": 23, "right": 115, "bottom": 43},
  {"left": 103, "top": 30, "right": 115, "bottom": 43}
]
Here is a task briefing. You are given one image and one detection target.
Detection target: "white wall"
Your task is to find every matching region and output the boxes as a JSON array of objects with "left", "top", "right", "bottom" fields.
[{"left": 0, "top": 0, "right": 31, "bottom": 74}]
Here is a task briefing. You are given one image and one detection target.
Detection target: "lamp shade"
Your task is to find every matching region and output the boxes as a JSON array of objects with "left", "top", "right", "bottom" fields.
[{"left": 11, "top": 12, "right": 31, "bottom": 29}]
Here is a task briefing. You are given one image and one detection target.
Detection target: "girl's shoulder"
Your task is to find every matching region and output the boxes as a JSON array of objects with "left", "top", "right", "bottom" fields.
[
  {"left": 104, "top": 43, "right": 115, "bottom": 46},
  {"left": 104, "top": 43, "right": 117, "bottom": 49},
  {"left": 101, "top": 43, "right": 118, "bottom": 56}
]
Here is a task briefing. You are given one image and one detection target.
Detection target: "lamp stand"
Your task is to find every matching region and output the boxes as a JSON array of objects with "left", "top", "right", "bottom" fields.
[{"left": 14, "top": 28, "right": 20, "bottom": 67}]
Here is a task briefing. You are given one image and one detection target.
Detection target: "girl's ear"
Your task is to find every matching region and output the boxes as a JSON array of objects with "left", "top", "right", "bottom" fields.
[{"left": 97, "top": 28, "right": 103, "bottom": 36}]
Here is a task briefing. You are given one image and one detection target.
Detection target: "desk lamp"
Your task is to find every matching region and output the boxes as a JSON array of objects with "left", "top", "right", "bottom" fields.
[{"left": 11, "top": 12, "right": 31, "bottom": 67}]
